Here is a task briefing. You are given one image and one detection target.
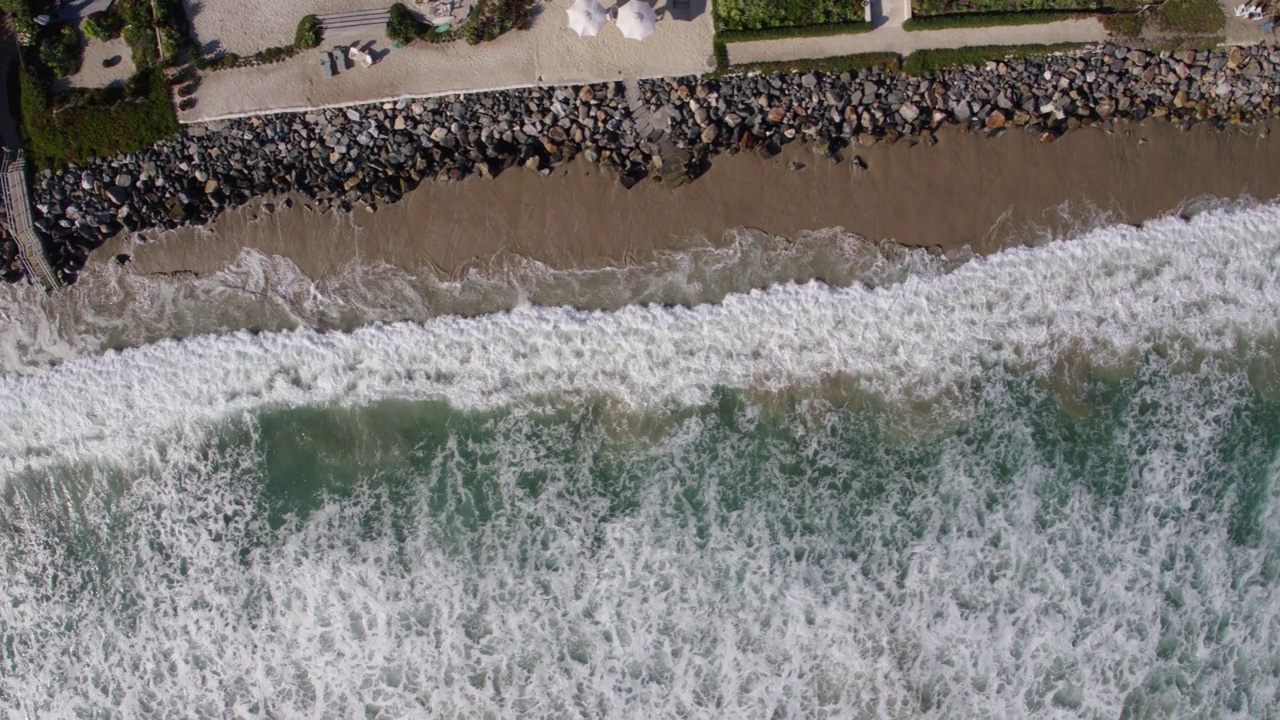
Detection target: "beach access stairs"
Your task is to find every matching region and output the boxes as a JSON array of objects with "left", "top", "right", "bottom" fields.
[
  {"left": 316, "top": 9, "right": 392, "bottom": 38},
  {"left": 0, "top": 149, "right": 59, "bottom": 289}
]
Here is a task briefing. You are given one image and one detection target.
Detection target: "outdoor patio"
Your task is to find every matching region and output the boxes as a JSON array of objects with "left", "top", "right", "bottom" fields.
[{"left": 178, "top": 0, "right": 714, "bottom": 123}]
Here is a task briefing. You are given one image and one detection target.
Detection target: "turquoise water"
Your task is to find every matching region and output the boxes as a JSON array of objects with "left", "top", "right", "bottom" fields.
[{"left": 2, "top": 206, "right": 1280, "bottom": 716}]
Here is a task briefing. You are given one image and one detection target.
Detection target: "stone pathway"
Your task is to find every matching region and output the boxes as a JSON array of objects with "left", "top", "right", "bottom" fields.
[
  {"left": 726, "top": 17, "right": 1110, "bottom": 65},
  {"left": 317, "top": 8, "right": 392, "bottom": 38}
]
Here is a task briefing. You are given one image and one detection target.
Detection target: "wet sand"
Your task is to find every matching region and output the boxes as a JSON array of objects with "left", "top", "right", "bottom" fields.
[{"left": 98, "top": 118, "right": 1280, "bottom": 278}]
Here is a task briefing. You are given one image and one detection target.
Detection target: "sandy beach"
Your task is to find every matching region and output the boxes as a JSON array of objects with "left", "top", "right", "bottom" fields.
[{"left": 97, "top": 118, "right": 1280, "bottom": 279}]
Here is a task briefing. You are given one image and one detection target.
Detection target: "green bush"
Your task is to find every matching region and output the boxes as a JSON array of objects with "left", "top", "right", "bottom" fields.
[
  {"left": 122, "top": 22, "right": 158, "bottom": 67},
  {"left": 1100, "top": 11, "right": 1144, "bottom": 35},
  {"left": 39, "top": 24, "right": 83, "bottom": 78},
  {"left": 461, "top": 0, "right": 530, "bottom": 44},
  {"left": 295, "top": 14, "right": 321, "bottom": 48},
  {"left": 912, "top": 0, "right": 1106, "bottom": 15},
  {"left": 387, "top": 3, "right": 428, "bottom": 43},
  {"left": 158, "top": 25, "right": 184, "bottom": 60},
  {"left": 82, "top": 10, "right": 125, "bottom": 41},
  {"left": 902, "top": 10, "right": 1081, "bottom": 29},
  {"left": 902, "top": 43, "right": 1089, "bottom": 74},
  {"left": 726, "top": 51, "right": 902, "bottom": 75},
  {"left": 717, "top": 20, "right": 872, "bottom": 43},
  {"left": 715, "top": 0, "right": 862, "bottom": 31},
  {"left": 1155, "top": 0, "right": 1224, "bottom": 33},
  {"left": 16, "top": 65, "right": 179, "bottom": 169}
]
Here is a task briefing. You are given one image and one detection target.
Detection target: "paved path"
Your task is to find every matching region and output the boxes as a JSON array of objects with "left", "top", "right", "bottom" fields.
[
  {"left": 182, "top": 0, "right": 716, "bottom": 123},
  {"left": 727, "top": 17, "right": 1109, "bottom": 65}
]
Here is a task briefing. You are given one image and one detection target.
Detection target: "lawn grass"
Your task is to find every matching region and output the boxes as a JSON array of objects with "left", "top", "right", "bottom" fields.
[
  {"left": 902, "top": 43, "right": 1091, "bottom": 75},
  {"left": 902, "top": 10, "right": 1085, "bottom": 29},
  {"left": 15, "top": 63, "right": 179, "bottom": 169}
]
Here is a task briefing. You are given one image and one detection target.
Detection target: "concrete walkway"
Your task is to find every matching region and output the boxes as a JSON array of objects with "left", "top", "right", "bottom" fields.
[{"left": 726, "top": 17, "right": 1109, "bottom": 65}]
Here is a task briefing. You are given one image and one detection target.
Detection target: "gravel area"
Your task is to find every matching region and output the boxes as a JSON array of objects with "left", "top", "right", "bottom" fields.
[{"left": 66, "top": 37, "right": 135, "bottom": 89}]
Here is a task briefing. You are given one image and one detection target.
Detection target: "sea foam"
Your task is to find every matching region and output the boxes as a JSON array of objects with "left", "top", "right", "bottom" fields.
[{"left": 2, "top": 203, "right": 1279, "bottom": 477}]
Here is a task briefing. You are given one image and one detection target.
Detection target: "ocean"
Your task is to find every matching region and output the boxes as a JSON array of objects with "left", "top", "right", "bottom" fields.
[{"left": 1, "top": 203, "right": 1278, "bottom": 717}]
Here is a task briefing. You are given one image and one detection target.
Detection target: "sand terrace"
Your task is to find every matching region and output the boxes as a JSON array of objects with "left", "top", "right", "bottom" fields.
[{"left": 180, "top": 0, "right": 715, "bottom": 122}]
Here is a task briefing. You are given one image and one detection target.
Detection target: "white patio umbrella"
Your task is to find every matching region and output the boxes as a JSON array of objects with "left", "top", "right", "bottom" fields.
[
  {"left": 614, "top": 0, "right": 656, "bottom": 41},
  {"left": 567, "top": 0, "right": 608, "bottom": 37}
]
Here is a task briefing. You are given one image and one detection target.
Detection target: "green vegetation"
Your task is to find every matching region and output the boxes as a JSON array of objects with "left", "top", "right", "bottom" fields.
[
  {"left": 727, "top": 51, "right": 903, "bottom": 75},
  {"left": 387, "top": 3, "right": 430, "bottom": 43},
  {"left": 295, "top": 14, "right": 321, "bottom": 49},
  {"left": 718, "top": 20, "right": 872, "bottom": 43},
  {"left": 1155, "top": 0, "right": 1225, "bottom": 33},
  {"left": 15, "top": 65, "right": 178, "bottom": 168},
  {"left": 913, "top": 0, "right": 1105, "bottom": 15},
  {"left": 462, "top": 0, "right": 531, "bottom": 44},
  {"left": 0, "top": 0, "right": 37, "bottom": 45},
  {"left": 1100, "top": 11, "right": 1144, "bottom": 36},
  {"left": 714, "top": 0, "right": 862, "bottom": 31},
  {"left": 902, "top": 10, "right": 1081, "bottom": 29},
  {"left": 39, "top": 24, "right": 83, "bottom": 78},
  {"left": 902, "top": 43, "right": 1089, "bottom": 74},
  {"left": 82, "top": 10, "right": 125, "bottom": 41}
]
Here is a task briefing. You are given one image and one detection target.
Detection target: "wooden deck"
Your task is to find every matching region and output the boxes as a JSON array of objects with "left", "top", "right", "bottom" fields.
[{"left": 1, "top": 150, "right": 60, "bottom": 289}]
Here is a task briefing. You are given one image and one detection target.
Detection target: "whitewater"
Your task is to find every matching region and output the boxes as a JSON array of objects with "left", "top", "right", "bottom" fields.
[{"left": 1, "top": 203, "right": 1279, "bottom": 717}]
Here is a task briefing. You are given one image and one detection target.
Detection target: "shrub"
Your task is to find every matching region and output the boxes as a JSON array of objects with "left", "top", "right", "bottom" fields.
[
  {"left": 1101, "top": 11, "right": 1144, "bottom": 35},
  {"left": 295, "top": 14, "right": 321, "bottom": 48},
  {"left": 715, "top": 0, "right": 862, "bottom": 31},
  {"left": 902, "top": 43, "right": 1089, "bottom": 74},
  {"left": 725, "top": 51, "right": 902, "bottom": 75},
  {"left": 82, "top": 10, "right": 125, "bottom": 41},
  {"left": 158, "top": 25, "right": 184, "bottom": 60},
  {"left": 39, "top": 24, "right": 83, "bottom": 78},
  {"left": 902, "top": 10, "right": 1081, "bottom": 29},
  {"left": 122, "top": 22, "right": 158, "bottom": 67},
  {"left": 1155, "top": 0, "right": 1224, "bottom": 33},
  {"left": 717, "top": 20, "right": 872, "bottom": 43},
  {"left": 16, "top": 65, "right": 178, "bottom": 168},
  {"left": 462, "top": 0, "right": 530, "bottom": 44},
  {"left": 912, "top": 0, "right": 1106, "bottom": 15},
  {"left": 387, "top": 3, "right": 428, "bottom": 43}
]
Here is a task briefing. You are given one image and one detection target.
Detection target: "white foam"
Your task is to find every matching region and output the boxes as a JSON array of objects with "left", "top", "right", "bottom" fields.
[{"left": 3, "top": 203, "right": 1280, "bottom": 476}]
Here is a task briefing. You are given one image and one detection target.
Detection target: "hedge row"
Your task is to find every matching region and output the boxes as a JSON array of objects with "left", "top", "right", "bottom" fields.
[{"left": 902, "top": 10, "right": 1085, "bottom": 30}]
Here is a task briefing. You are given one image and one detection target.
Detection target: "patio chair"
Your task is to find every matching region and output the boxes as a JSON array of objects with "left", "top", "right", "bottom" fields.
[{"left": 670, "top": 0, "right": 691, "bottom": 19}]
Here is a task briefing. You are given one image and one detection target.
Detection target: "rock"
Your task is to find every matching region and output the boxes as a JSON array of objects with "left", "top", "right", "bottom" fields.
[
  {"left": 104, "top": 185, "right": 130, "bottom": 204},
  {"left": 800, "top": 73, "right": 818, "bottom": 89},
  {"left": 985, "top": 110, "right": 1006, "bottom": 130},
  {"left": 851, "top": 155, "right": 867, "bottom": 170},
  {"left": 80, "top": 173, "right": 95, "bottom": 191},
  {"left": 1173, "top": 90, "right": 1190, "bottom": 108},
  {"left": 700, "top": 124, "right": 720, "bottom": 143},
  {"left": 898, "top": 103, "right": 920, "bottom": 123},
  {"left": 204, "top": 179, "right": 219, "bottom": 195},
  {"left": 787, "top": 161, "right": 806, "bottom": 171},
  {"left": 767, "top": 106, "right": 786, "bottom": 123},
  {"left": 345, "top": 108, "right": 361, "bottom": 121},
  {"left": 393, "top": 116, "right": 406, "bottom": 131},
  {"left": 343, "top": 172, "right": 363, "bottom": 191}
]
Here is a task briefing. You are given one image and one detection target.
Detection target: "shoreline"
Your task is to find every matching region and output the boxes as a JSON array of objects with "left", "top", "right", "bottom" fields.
[
  {"left": 28, "top": 43, "right": 1280, "bottom": 284},
  {"left": 99, "top": 117, "right": 1280, "bottom": 280}
]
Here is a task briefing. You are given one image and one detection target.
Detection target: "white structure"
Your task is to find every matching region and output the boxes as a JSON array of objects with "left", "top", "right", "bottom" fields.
[
  {"left": 567, "top": 0, "right": 608, "bottom": 36},
  {"left": 614, "top": 0, "right": 656, "bottom": 40}
]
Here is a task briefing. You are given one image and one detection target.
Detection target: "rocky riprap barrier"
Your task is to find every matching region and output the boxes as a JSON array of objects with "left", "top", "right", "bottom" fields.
[{"left": 25, "top": 43, "right": 1280, "bottom": 283}]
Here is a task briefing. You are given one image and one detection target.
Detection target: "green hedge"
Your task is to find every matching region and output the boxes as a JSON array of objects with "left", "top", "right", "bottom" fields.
[
  {"left": 902, "top": 43, "right": 1090, "bottom": 75},
  {"left": 715, "top": 0, "right": 864, "bottom": 32},
  {"left": 902, "top": 10, "right": 1083, "bottom": 29},
  {"left": 912, "top": 0, "right": 1105, "bottom": 15},
  {"left": 16, "top": 65, "right": 179, "bottom": 169},
  {"left": 724, "top": 51, "right": 903, "bottom": 75},
  {"left": 718, "top": 21, "right": 873, "bottom": 44}
]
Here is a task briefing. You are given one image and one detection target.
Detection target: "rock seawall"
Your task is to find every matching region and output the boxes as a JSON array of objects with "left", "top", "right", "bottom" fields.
[{"left": 24, "top": 43, "right": 1280, "bottom": 284}]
